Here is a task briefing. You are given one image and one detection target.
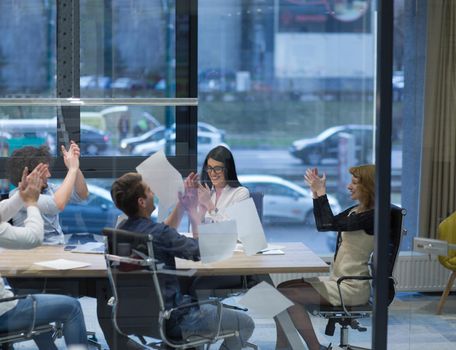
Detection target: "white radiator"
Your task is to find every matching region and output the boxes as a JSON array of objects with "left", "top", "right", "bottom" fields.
[
  {"left": 270, "top": 253, "right": 454, "bottom": 292},
  {"left": 393, "top": 253, "right": 454, "bottom": 292}
]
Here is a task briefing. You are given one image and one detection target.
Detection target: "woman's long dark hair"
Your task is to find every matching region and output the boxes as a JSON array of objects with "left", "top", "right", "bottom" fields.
[{"left": 200, "top": 146, "right": 242, "bottom": 189}]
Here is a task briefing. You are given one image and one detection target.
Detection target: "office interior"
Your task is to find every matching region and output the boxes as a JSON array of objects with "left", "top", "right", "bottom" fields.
[{"left": 0, "top": 0, "right": 455, "bottom": 349}]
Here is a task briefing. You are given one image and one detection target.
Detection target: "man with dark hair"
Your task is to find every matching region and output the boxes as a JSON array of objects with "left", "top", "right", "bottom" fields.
[
  {"left": 7, "top": 142, "right": 89, "bottom": 244},
  {"left": 110, "top": 172, "right": 255, "bottom": 349}
]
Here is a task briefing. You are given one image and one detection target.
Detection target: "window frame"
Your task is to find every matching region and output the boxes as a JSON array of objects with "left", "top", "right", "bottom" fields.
[{"left": 0, "top": 0, "right": 198, "bottom": 179}]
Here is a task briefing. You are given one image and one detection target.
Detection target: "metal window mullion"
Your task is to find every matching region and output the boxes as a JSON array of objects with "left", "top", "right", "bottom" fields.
[
  {"left": 175, "top": 0, "right": 198, "bottom": 173},
  {"left": 0, "top": 98, "right": 198, "bottom": 107},
  {"left": 373, "top": 1, "right": 394, "bottom": 350},
  {"left": 56, "top": 0, "right": 80, "bottom": 171}
]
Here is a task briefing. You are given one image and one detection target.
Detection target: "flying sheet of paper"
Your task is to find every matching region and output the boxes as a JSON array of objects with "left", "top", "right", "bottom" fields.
[
  {"left": 239, "top": 281, "right": 294, "bottom": 319},
  {"left": 225, "top": 198, "right": 267, "bottom": 255},
  {"left": 136, "top": 150, "right": 184, "bottom": 222},
  {"left": 198, "top": 220, "right": 237, "bottom": 264},
  {"left": 34, "top": 259, "right": 91, "bottom": 270}
]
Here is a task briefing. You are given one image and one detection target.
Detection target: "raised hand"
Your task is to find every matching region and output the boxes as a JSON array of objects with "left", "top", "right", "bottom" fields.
[
  {"left": 197, "top": 183, "right": 214, "bottom": 211},
  {"left": 304, "top": 168, "right": 326, "bottom": 198},
  {"left": 184, "top": 172, "right": 199, "bottom": 189},
  {"left": 19, "top": 166, "right": 43, "bottom": 206},
  {"left": 178, "top": 187, "right": 198, "bottom": 213},
  {"left": 61, "top": 140, "right": 80, "bottom": 171},
  {"left": 18, "top": 163, "right": 48, "bottom": 192}
]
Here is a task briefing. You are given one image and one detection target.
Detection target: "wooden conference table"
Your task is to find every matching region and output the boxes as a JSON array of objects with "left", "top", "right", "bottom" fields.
[{"left": 0, "top": 242, "right": 329, "bottom": 349}]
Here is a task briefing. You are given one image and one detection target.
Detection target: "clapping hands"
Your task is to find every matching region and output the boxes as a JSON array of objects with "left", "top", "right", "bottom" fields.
[
  {"left": 178, "top": 172, "right": 199, "bottom": 213},
  {"left": 304, "top": 168, "right": 326, "bottom": 198},
  {"left": 62, "top": 141, "right": 80, "bottom": 171},
  {"left": 197, "top": 184, "right": 214, "bottom": 211},
  {"left": 18, "top": 164, "right": 47, "bottom": 206}
]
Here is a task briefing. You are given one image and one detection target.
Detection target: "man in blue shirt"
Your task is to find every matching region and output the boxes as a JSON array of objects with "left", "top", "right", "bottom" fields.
[
  {"left": 8, "top": 142, "right": 89, "bottom": 244},
  {"left": 111, "top": 172, "right": 254, "bottom": 349}
]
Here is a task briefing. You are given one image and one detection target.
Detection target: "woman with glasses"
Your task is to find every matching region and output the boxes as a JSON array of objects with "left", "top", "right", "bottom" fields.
[
  {"left": 189, "top": 146, "right": 250, "bottom": 298},
  {"left": 198, "top": 145, "right": 249, "bottom": 223}
]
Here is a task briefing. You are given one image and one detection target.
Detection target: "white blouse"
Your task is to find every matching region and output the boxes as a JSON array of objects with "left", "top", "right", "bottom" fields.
[{"left": 203, "top": 185, "right": 250, "bottom": 223}]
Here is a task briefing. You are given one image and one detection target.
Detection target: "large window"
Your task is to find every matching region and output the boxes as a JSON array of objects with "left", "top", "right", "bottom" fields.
[
  {"left": 0, "top": 0, "right": 408, "bottom": 255},
  {"left": 198, "top": 0, "right": 377, "bottom": 254},
  {"left": 0, "top": 0, "right": 196, "bottom": 172},
  {"left": 2, "top": 1, "right": 453, "bottom": 350}
]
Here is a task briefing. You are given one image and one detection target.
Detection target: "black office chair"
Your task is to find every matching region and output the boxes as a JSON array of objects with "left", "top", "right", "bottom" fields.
[
  {"left": 308, "top": 206, "right": 406, "bottom": 350},
  {"left": 0, "top": 193, "right": 102, "bottom": 350},
  {"left": 0, "top": 295, "right": 63, "bottom": 350},
  {"left": 102, "top": 227, "right": 245, "bottom": 349}
]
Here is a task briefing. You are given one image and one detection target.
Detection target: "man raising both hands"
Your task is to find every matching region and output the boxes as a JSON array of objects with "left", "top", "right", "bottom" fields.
[{"left": 7, "top": 141, "right": 89, "bottom": 245}]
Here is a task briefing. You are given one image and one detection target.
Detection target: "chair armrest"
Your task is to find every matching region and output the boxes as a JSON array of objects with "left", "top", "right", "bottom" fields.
[
  {"left": 163, "top": 298, "right": 223, "bottom": 320},
  {"left": 0, "top": 295, "right": 28, "bottom": 303},
  {"left": 336, "top": 276, "right": 372, "bottom": 316},
  {"left": 336, "top": 276, "right": 372, "bottom": 284},
  {"left": 105, "top": 254, "right": 156, "bottom": 267}
]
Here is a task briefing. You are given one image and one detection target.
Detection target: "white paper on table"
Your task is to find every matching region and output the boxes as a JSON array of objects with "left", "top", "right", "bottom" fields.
[
  {"left": 239, "top": 281, "right": 294, "bottom": 319},
  {"left": 198, "top": 220, "right": 237, "bottom": 264},
  {"left": 257, "top": 244, "right": 285, "bottom": 255},
  {"left": 34, "top": 259, "right": 91, "bottom": 270},
  {"left": 259, "top": 244, "right": 285, "bottom": 252},
  {"left": 258, "top": 249, "right": 284, "bottom": 255},
  {"left": 136, "top": 150, "right": 184, "bottom": 222},
  {"left": 225, "top": 198, "right": 267, "bottom": 255}
]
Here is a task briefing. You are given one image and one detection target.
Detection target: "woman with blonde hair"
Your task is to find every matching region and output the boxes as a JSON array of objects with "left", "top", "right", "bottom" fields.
[{"left": 275, "top": 164, "right": 375, "bottom": 350}]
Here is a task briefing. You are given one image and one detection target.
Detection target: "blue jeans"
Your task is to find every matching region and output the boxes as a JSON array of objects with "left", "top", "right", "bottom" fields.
[
  {"left": 180, "top": 304, "right": 254, "bottom": 350},
  {"left": 0, "top": 294, "right": 88, "bottom": 349}
]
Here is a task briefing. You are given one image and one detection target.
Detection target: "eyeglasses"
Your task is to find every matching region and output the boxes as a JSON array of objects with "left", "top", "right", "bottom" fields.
[{"left": 204, "top": 166, "right": 225, "bottom": 174}]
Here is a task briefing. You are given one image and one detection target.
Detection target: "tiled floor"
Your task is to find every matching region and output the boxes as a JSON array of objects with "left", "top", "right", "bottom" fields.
[{"left": 11, "top": 292, "right": 456, "bottom": 349}]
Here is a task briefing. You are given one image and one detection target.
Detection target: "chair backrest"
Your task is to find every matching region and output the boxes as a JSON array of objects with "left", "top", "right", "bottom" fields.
[
  {"left": 371, "top": 205, "right": 406, "bottom": 305},
  {"left": 250, "top": 192, "right": 264, "bottom": 223},
  {"left": 437, "top": 211, "right": 456, "bottom": 270},
  {"left": 102, "top": 227, "right": 162, "bottom": 339}
]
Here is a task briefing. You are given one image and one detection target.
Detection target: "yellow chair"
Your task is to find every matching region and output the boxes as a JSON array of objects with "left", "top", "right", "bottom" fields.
[{"left": 436, "top": 211, "right": 456, "bottom": 315}]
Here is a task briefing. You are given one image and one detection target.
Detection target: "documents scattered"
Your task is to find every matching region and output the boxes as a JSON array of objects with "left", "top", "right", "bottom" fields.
[
  {"left": 198, "top": 220, "right": 237, "bottom": 264},
  {"left": 69, "top": 242, "right": 105, "bottom": 254},
  {"left": 225, "top": 198, "right": 267, "bottom": 255},
  {"left": 239, "top": 281, "right": 293, "bottom": 319},
  {"left": 34, "top": 259, "right": 91, "bottom": 270},
  {"left": 136, "top": 149, "right": 184, "bottom": 222},
  {"left": 257, "top": 244, "right": 285, "bottom": 255}
]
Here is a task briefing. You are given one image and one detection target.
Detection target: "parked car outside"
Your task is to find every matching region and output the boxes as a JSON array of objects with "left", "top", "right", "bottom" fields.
[
  {"left": 80, "top": 75, "right": 112, "bottom": 89},
  {"left": 120, "top": 122, "right": 226, "bottom": 155},
  {"left": 119, "top": 126, "right": 166, "bottom": 153},
  {"left": 238, "top": 174, "right": 341, "bottom": 225},
  {"left": 290, "top": 124, "right": 374, "bottom": 165},
  {"left": 59, "top": 184, "right": 122, "bottom": 235},
  {"left": 80, "top": 124, "right": 111, "bottom": 155},
  {"left": 132, "top": 130, "right": 228, "bottom": 158},
  {"left": 111, "top": 77, "right": 151, "bottom": 91}
]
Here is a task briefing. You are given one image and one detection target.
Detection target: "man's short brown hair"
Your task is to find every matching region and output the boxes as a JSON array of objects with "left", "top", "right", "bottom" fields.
[
  {"left": 111, "top": 172, "right": 146, "bottom": 217},
  {"left": 7, "top": 145, "right": 52, "bottom": 186}
]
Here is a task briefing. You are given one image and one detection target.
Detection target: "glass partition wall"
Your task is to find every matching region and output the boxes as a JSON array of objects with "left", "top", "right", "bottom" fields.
[{"left": 1, "top": 1, "right": 453, "bottom": 350}]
